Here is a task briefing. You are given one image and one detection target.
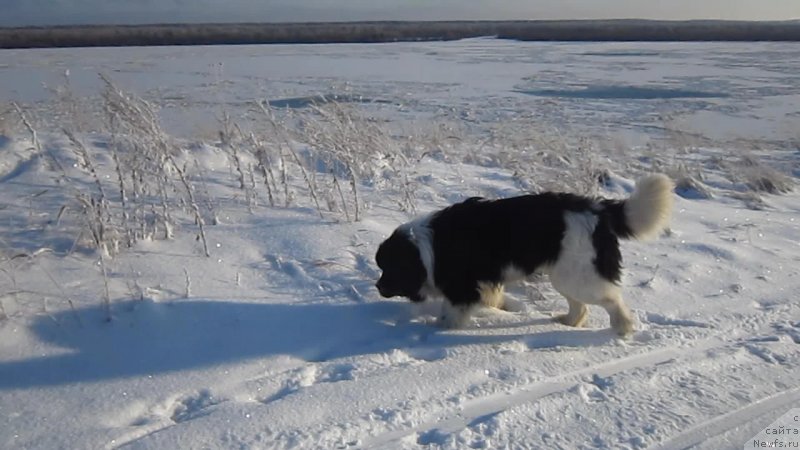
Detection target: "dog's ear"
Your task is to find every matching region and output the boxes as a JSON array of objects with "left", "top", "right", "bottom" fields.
[
  {"left": 406, "top": 254, "right": 427, "bottom": 284},
  {"left": 398, "top": 242, "right": 427, "bottom": 301}
]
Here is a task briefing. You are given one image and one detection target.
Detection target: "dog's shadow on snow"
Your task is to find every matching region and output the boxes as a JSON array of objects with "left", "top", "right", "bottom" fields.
[{"left": 0, "top": 299, "right": 615, "bottom": 389}]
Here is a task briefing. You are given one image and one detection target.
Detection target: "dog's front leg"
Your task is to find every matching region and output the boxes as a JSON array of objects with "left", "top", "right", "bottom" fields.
[
  {"left": 439, "top": 300, "right": 474, "bottom": 329},
  {"left": 435, "top": 281, "right": 482, "bottom": 329}
]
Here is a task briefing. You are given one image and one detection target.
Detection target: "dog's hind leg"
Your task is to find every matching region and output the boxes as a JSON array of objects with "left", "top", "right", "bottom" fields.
[
  {"left": 600, "top": 294, "right": 634, "bottom": 337},
  {"left": 549, "top": 243, "right": 635, "bottom": 336},
  {"left": 554, "top": 295, "right": 589, "bottom": 328},
  {"left": 478, "top": 282, "right": 505, "bottom": 310},
  {"left": 549, "top": 275, "right": 589, "bottom": 327},
  {"left": 553, "top": 276, "right": 634, "bottom": 336}
]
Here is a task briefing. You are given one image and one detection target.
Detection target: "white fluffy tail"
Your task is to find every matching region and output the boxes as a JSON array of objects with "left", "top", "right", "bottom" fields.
[{"left": 624, "top": 174, "right": 674, "bottom": 240}]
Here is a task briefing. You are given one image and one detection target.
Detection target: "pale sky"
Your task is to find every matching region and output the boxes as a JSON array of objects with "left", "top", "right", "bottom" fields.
[{"left": 2, "top": 0, "right": 799, "bottom": 27}]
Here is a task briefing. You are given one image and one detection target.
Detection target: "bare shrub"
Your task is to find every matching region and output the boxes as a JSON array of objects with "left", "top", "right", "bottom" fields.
[
  {"left": 11, "top": 102, "right": 41, "bottom": 153},
  {"left": 63, "top": 129, "right": 120, "bottom": 257},
  {"left": 475, "top": 121, "right": 614, "bottom": 196},
  {"left": 731, "top": 154, "right": 794, "bottom": 194},
  {"left": 0, "top": 102, "right": 14, "bottom": 136},
  {"left": 300, "top": 103, "right": 394, "bottom": 221},
  {"left": 49, "top": 74, "right": 215, "bottom": 256}
]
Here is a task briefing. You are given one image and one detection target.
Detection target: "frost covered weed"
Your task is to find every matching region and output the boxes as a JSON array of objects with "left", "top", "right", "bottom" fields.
[
  {"left": 100, "top": 74, "right": 210, "bottom": 255},
  {"left": 0, "top": 103, "right": 12, "bottom": 137},
  {"left": 11, "top": 102, "right": 42, "bottom": 154},
  {"left": 63, "top": 129, "right": 119, "bottom": 257},
  {"left": 473, "top": 122, "right": 613, "bottom": 196},
  {"left": 43, "top": 70, "right": 93, "bottom": 133},
  {"left": 731, "top": 153, "right": 794, "bottom": 194},
  {"left": 296, "top": 102, "right": 402, "bottom": 222}
]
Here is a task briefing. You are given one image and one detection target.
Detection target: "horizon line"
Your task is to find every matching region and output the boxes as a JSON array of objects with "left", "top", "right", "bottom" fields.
[{"left": 3, "top": 18, "right": 800, "bottom": 30}]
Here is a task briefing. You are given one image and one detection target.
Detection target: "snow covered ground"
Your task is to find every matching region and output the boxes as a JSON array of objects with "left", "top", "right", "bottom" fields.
[{"left": 1, "top": 39, "right": 799, "bottom": 449}]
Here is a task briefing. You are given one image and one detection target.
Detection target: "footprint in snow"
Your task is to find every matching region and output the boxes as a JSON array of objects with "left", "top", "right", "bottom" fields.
[
  {"left": 318, "top": 362, "right": 357, "bottom": 383},
  {"left": 405, "top": 347, "right": 448, "bottom": 362},
  {"left": 127, "top": 388, "right": 223, "bottom": 427},
  {"left": 258, "top": 365, "right": 319, "bottom": 404},
  {"left": 572, "top": 382, "right": 609, "bottom": 404},
  {"left": 642, "top": 312, "right": 711, "bottom": 329},
  {"left": 169, "top": 389, "right": 222, "bottom": 423},
  {"left": 772, "top": 321, "right": 800, "bottom": 344},
  {"left": 682, "top": 242, "right": 736, "bottom": 261}
]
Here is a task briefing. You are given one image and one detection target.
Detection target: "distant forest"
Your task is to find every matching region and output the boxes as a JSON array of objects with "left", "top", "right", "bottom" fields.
[{"left": 2, "top": 20, "right": 800, "bottom": 49}]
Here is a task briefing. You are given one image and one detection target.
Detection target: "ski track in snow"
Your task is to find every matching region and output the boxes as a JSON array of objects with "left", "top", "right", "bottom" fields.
[
  {"left": 364, "top": 337, "right": 727, "bottom": 449},
  {"left": 363, "top": 313, "right": 799, "bottom": 449},
  {"left": 98, "top": 297, "right": 798, "bottom": 449},
  {"left": 651, "top": 386, "right": 800, "bottom": 450},
  {"left": 106, "top": 309, "right": 798, "bottom": 450}
]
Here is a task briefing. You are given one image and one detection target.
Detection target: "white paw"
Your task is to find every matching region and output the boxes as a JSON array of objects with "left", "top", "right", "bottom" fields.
[{"left": 438, "top": 302, "right": 471, "bottom": 329}]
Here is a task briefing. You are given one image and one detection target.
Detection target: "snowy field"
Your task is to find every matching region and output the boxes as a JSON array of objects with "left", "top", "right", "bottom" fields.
[{"left": 1, "top": 39, "right": 799, "bottom": 449}]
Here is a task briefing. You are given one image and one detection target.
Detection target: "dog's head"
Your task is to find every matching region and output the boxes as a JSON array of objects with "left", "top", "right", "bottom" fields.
[{"left": 375, "top": 229, "right": 427, "bottom": 302}]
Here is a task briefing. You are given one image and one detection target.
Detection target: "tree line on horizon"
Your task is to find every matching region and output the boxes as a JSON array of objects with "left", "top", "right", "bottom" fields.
[{"left": 2, "top": 20, "right": 800, "bottom": 49}]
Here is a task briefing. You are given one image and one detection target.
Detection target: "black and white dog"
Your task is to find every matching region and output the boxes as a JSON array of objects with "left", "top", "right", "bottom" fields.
[{"left": 375, "top": 174, "right": 674, "bottom": 336}]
